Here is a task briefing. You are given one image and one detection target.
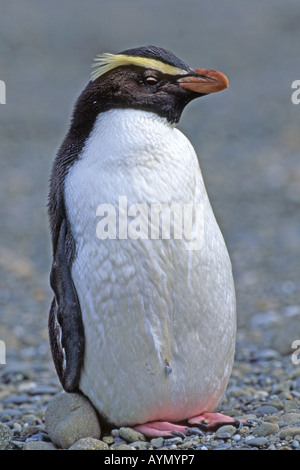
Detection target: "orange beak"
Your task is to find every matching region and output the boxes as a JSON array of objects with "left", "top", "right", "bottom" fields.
[{"left": 178, "top": 68, "right": 229, "bottom": 94}]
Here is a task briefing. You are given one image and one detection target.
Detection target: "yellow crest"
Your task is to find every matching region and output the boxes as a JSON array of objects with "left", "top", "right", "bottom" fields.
[{"left": 91, "top": 53, "right": 189, "bottom": 81}]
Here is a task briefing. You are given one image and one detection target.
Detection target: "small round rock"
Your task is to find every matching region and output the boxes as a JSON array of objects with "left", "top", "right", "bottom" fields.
[
  {"left": 291, "top": 440, "right": 299, "bottom": 449},
  {"left": 151, "top": 437, "right": 164, "bottom": 448},
  {"left": 0, "top": 423, "right": 13, "bottom": 450},
  {"left": 215, "top": 425, "right": 237, "bottom": 439},
  {"left": 68, "top": 437, "right": 108, "bottom": 450},
  {"left": 247, "top": 437, "right": 268, "bottom": 448},
  {"left": 253, "top": 422, "right": 279, "bottom": 437},
  {"left": 45, "top": 392, "right": 101, "bottom": 449},
  {"left": 113, "top": 444, "right": 135, "bottom": 450},
  {"left": 279, "top": 426, "right": 300, "bottom": 440},
  {"left": 22, "top": 441, "right": 57, "bottom": 451},
  {"left": 119, "top": 427, "right": 146, "bottom": 443},
  {"left": 255, "top": 405, "right": 279, "bottom": 416}
]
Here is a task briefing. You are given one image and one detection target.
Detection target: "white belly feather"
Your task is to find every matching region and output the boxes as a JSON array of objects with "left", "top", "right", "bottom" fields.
[{"left": 64, "top": 109, "right": 236, "bottom": 426}]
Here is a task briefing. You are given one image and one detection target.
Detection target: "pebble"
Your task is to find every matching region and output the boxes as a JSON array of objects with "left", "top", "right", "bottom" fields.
[
  {"left": 0, "top": 423, "right": 13, "bottom": 450},
  {"left": 44, "top": 392, "right": 101, "bottom": 449},
  {"left": 254, "top": 405, "right": 279, "bottom": 416},
  {"left": 163, "top": 437, "right": 183, "bottom": 446},
  {"left": 119, "top": 427, "right": 146, "bottom": 443},
  {"left": 291, "top": 440, "right": 299, "bottom": 448},
  {"left": 110, "top": 437, "right": 128, "bottom": 447},
  {"left": 0, "top": 414, "right": 12, "bottom": 423},
  {"left": 2, "top": 394, "right": 33, "bottom": 405},
  {"left": 13, "top": 423, "right": 22, "bottom": 433},
  {"left": 21, "top": 413, "right": 42, "bottom": 425},
  {"left": 151, "top": 437, "right": 164, "bottom": 448},
  {"left": 284, "top": 399, "right": 300, "bottom": 412},
  {"left": 28, "top": 385, "right": 58, "bottom": 396},
  {"left": 215, "top": 425, "right": 237, "bottom": 439},
  {"left": 0, "top": 409, "right": 22, "bottom": 419},
  {"left": 22, "top": 441, "right": 57, "bottom": 450},
  {"left": 279, "top": 427, "right": 300, "bottom": 440},
  {"left": 246, "top": 437, "right": 269, "bottom": 448},
  {"left": 112, "top": 444, "right": 135, "bottom": 450},
  {"left": 181, "top": 438, "right": 200, "bottom": 449},
  {"left": 20, "top": 424, "right": 45, "bottom": 440},
  {"left": 102, "top": 435, "right": 114, "bottom": 445},
  {"left": 250, "top": 349, "right": 280, "bottom": 361},
  {"left": 213, "top": 442, "right": 232, "bottom": 450},
  {"left": 281, "top": 412, "right": 300, "bottom": 424},
  {"left": 252, "top": 422, "right": 279, "bottom": 437},
  {"left": 68, "top": 437, "right": 109, "bottom": 450},
  {"left": 130, "top": 440, "right": 150, "bottom": 450}
]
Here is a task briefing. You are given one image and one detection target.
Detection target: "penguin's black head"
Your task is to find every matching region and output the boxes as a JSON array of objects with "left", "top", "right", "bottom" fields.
[{"left": 71, "top": 45, "right": 229, "bottom": 133}]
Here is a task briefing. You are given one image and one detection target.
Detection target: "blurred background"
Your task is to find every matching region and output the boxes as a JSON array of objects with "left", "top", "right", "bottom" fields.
[{"left": 0, "top": 0, "right": 299, "bottom": 375}]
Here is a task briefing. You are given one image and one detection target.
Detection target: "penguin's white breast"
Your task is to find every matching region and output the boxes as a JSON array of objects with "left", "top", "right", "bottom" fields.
[{"left": 64, "top": 109, "right": 236, "bottom": 426}]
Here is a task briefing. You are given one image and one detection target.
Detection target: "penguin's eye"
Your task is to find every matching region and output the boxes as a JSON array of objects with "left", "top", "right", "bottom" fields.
[{"left": 144, "top": 76, "right": 159, "bottom": 86}]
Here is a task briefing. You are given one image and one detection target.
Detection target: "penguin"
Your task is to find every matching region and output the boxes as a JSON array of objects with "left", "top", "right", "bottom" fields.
[{"left": 48, "top": 45, "right": 237, "bottom": 437}]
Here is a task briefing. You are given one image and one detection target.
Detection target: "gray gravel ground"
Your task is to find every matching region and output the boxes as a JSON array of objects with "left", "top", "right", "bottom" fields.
[{"left": 0, "top": 0, "right": 300, "bottom": 451}]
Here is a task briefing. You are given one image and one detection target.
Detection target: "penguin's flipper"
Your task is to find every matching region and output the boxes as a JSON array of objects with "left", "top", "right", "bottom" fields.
[{"left": 49, "top": 218, "right": 84, "bottom": 392}]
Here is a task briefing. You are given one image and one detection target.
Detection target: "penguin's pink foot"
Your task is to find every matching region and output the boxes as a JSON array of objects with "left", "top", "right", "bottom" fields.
[
  {"left": 188, "top": 412, "right": 243, "bottom": 431},
  {"left": 133, "top": 421, "right": 190, "bottom": 438},
  {"left": 133, "top": 413, "right": 244, "bottom": 438}
]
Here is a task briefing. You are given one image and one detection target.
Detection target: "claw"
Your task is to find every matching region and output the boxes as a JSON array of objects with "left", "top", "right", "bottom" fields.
[
  {"left": 187, "top": 427, "right": 204, "bottom": 436},
  {"left": 234, "top": 419, "right": 244, "bottom": 430},
  {"left": 171, "top": 430, "right": 187, "bottom": 439}
]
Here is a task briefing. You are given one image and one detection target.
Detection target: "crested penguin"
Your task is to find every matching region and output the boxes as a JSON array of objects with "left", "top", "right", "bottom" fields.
[{"left": 48, "top": 45, "right": 237, "bottom": 437}]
